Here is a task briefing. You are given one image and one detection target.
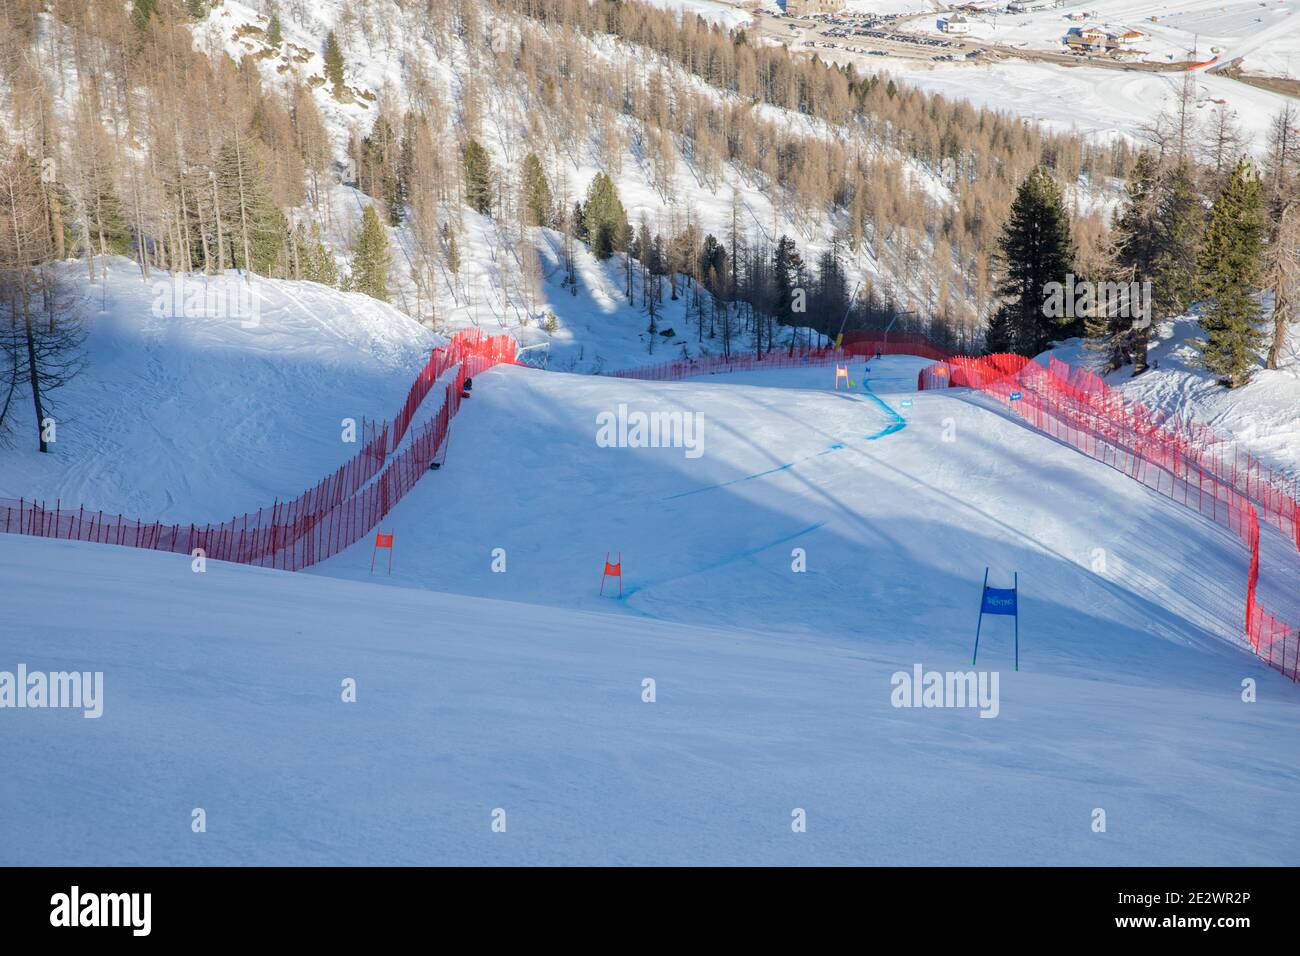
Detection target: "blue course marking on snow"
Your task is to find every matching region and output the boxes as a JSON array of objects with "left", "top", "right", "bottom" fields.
[
  {"left": 620, "top": 520, "right": 827, "bottom": 599},
  {"left": 860, "top": 379, "right": 907, "bottom": 441},
  {"left": 663, "top": 462, "right": 796, "bottom": 500},
  {"left": 663, "top": 381, "right": 909, "bottom": 499}
]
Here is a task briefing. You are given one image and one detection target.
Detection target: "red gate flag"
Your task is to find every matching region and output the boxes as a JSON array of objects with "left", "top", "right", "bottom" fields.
[
  {"left": 600, "top": 552, "right": 622, "bottom": 597},
  {"left": 834, "top": 364, "right": 849, "bottom": 390},
  {"left": 371, "top": 531, "right": 394, "bottom": 574}
]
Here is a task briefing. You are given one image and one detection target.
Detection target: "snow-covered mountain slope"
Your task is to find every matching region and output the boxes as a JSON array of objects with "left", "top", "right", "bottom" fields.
[
  {"left": 645, "top": 0, "right": 753, "bottom": 27},
  {"left": 1052, "top": 316, "right": 1300, "bottom": 484},
  {"left": 3, "top": 279, "right": 1298, "bottom": 865},
  {"left": 6, "top": 277, "right": 1293, "bottom": 665},
  {"left": 510, "top": 222, "right": 783, "bottom": 373},
  {"left": 309, "top": 359, "right": 1300, "bottom": 658},
  {"left": 3, "top": 374, "right": 1299, "bottom": 864},
  {"left": 185, "top": 0, "right": 1056, "bottom": 359},
  {"left": 0, "top": 259, "right": 437, "bottom": 524},
  {"left": 854, "top": 56, "right": 1296, "bottom": 149},
  {"left": 0, "top": 259, "right": 819, "bottom": 526}
]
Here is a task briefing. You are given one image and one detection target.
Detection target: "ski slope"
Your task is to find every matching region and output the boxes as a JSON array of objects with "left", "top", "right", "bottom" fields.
[
  {"left": 644, "top": 0, "right": 754, "bottom": 27},
  {"left": 0, "top": 261, "right": 437, "bottom": 524},
  {"left": 3, "top": 357, "right": 1299, "bottom": 865},
  {"left": 849, "top": 57, "right": 1294, "bottom": 149},
  {"left": 3, "top": 278, "right": 1299, "bottom": 866},
  {"left": 312, "top": 358, "right": 1300, "bottom": 650}
]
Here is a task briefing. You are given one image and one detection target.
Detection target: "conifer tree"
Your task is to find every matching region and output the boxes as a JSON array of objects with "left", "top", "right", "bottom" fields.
[
  {"left": 814, "top": 246, "right": 849, "bottom": 338},
  {"left": 699, "top": 233, "right": 726, "bottom": 295},
  {"left": 1102, "top": 154, "right": 1200, "bottom": 373},
  {"left": 1194, "top": 158, "right": 1267, "bottom": 386},
  {"left": 394, "top": 133, "right": 412, "bottom": 227},
  {"left": 1101, "top": 152, "right": 1161, "bottom": 370},
  {"left": 583, "top": 172, "right": 627, "bottom": 260},
  {"left": 987, "top": 166, "right": 1075, "bottom": 356},
  {"left": 76, "top": 161, "right": 131, "bottom": 261},
  {"left": 1263, "top": 104, "right": 1299, "bottom": 203},
  {"left": 773, "top": 234, "right": 805, "bottom": 329},
  {"left": 520, "top": 153, "right": 552, "bottom": 228},
  {"left": 359, "top": 115, "right": 402, "bottom": 224},
  {"left": 324, "top": 32, "right": 347, "bottom": 100},
  {"left": 572, "top": 201, "right": 587, "bottom": 242},
  {"left": 295, "top": 221, "right": 337, "bottom": 287},
  {"left": 316, "top": 226, "right": 339, "bottom": 289},
  {"left": 350, "top": 205, "right": 391, "bottom": 302},
  {"left": 216, "top": 135, "right": 288, "bottom": 276},
  {"left": 1149, "top": 161, "right": 1202, "bottom": 329},
  {"left": 462, "top": 139, "right": 493, "bottom": 216},
  {"left": 131, "top": 0, "right": 159, "bottom": 35},
  {"left": 266, "top": 13, "right": 283, "bottom": 47}
]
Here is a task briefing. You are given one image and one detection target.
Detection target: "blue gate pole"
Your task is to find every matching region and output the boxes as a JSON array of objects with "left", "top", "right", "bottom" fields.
[
  {"left": 1013, "top": 571, "right": 1019, "bottom": 672},
  {"left": 972, "top": 567, "right": 989, "bottom": 666}
]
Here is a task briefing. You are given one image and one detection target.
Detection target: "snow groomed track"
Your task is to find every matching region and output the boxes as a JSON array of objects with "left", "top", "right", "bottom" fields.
[
  {"left": 5, "top": 348, "right": 1300, "bottom": 865},
  {"left": 918, "top": 352, "right": 1300, "bottom": 681}
]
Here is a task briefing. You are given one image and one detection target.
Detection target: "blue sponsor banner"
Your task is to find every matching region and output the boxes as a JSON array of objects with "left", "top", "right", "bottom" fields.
[
  {"left": 973, "top": 569, "right": 1019, "bottom": 670},
  {"left": 1009, "top": 391, "right": 1023, "bottom": 401},
  {"left": 981, "top": 587, "right": 1017, "bottom": 616}
]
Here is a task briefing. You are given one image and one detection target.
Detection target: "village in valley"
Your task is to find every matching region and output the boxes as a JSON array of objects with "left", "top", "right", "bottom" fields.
[{"left": 748, "top": 0, "right": 1297, "bottom": 77}]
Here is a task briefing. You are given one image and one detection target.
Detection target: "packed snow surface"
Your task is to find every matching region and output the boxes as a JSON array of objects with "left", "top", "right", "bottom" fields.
[
  {"left": 0, "top": 262, "right": 437, "bottom": 524},
  {"left": 1052, "top": 319, "right": 1300, "bottom": 484},
  {"left": 4, "top": 358, "right": 1297, "bottom": 865},
  {"left": 847, "top": 56, "right": 1295, "bottom": 148}
]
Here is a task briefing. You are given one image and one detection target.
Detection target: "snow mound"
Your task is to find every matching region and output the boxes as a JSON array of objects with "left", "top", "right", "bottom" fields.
[
  {"left": 1051, "top": 315, "right": 1300, "bottom": 484},
  {"left": 0, "top": 259, "right": 436, "bottom": 524}
]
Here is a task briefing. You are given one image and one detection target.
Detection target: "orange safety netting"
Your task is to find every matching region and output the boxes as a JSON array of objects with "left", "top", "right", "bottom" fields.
[
  {"left": 918, "top": 353, "right": 1300, "bottom": 681},
  {"left": 0, "top": 330, "right": 518, "bottom": 572}
]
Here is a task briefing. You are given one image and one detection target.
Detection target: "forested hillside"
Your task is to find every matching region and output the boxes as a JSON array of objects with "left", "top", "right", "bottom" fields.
[{"left": 0, "top": 0, "right": 1297, "bottom": 451}]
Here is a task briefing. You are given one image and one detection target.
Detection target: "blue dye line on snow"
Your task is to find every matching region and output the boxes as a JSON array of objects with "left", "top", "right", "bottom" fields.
[
  {"left": 663, "top": 378, "right": 909, "bottom": 500},
  {"left": 860, "top": 377, "right": 908, "bottom": 440},
  {"left": 664, "top": 461, "right": 796, "bottom": 500},
  {"left": 619, "top": 520, "right": 827, "bottom": 599}
]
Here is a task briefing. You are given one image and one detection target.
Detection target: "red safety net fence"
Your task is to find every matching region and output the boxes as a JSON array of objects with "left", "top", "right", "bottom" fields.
[
  {"left": 840, "top": 330, "right": 953, "bottom": 361},
  {"left": 918, "top": 353, "right": 1300, "bottom": 681},
  {"left": 610, "top": 332, "right": 954, "bottom": 382},
  {"left": 612, "top": 347, "right": 841, "bottom": 381},
  {"left": 1, "top": 330, "right": 517, "bottom": 572}
]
